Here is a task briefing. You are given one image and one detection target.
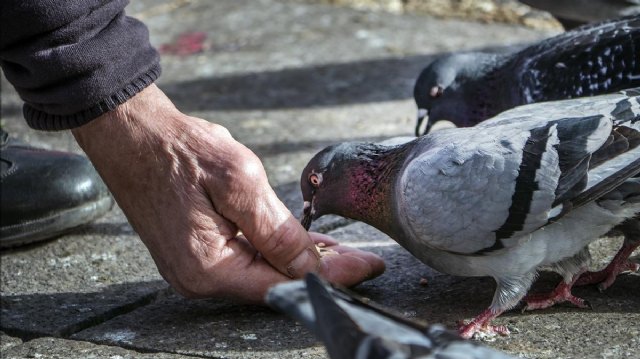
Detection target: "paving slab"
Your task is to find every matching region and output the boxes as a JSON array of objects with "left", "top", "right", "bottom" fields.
[
  {"left": 1, "top": 332, "right": 23, "bottom": 352},
  {"left": 72, "top": 293, "right": 327, "bottom": 359},
  {"left": 0, "top": 207, "right": 168, "bottom": 338},
  {"left": 1, "top": 336, "right": 195, "bottom": 359}
]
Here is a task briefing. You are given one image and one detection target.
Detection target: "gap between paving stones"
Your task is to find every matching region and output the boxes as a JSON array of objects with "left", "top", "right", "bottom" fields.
[
  {"left": 2, "top": 287, "right": 172, "bottom": 342},
  {"left": 79, "top": 339, "right": 215, "bottom": 358}
]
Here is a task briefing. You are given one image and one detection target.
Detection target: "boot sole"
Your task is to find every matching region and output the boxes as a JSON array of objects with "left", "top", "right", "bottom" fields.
[{"left": 0, "top": 195, "right": 114, "bottom": 249}]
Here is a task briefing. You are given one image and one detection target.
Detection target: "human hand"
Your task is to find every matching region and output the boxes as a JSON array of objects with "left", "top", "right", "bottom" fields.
[{"left": 71, "top": 84, "right": 385, "bottom": 302}]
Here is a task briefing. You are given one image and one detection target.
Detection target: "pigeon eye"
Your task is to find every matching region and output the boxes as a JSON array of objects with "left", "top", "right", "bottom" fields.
[
  {"left": 309, "top": 173, "right": 322, "bottom": 188},
  {"left": 430, "top": 85, "right": 443, "bottom": 98}
]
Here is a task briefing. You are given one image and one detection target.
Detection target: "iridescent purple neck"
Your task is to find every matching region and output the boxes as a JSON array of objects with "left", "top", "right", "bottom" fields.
[{"left": 340, "top": 145, "right": 408, "bottom": 236}]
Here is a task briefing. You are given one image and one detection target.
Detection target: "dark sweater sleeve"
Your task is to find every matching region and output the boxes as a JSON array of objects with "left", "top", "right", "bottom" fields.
[{"left": 0, "top": 0, "right": 161, "bottom": 131}]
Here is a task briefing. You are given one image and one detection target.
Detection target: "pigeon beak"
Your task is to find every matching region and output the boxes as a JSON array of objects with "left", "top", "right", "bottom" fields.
[
  {"left": 415, "top": 108, "right": 432, "bottom": 136},
  {"left": 301, "top": 199, "right": 316, "bottom": 231}
]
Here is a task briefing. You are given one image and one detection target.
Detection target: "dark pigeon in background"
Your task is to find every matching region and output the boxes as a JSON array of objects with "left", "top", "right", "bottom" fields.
[
  {"left": 413, "top": 15, "right": 639, "bottom": 135},
  {"left": 519, "top": 0, "right": 640, "bottom": 29},
  {"left": 301, "top": 90, "right": 640, "bottom": 339},
  {"left": 267, "top": 273, "right": 515, "bottom": 359}
]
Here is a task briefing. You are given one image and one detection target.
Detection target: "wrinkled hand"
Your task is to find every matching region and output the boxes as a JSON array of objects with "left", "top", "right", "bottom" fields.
[{"left": 72, "top": 84, "right": 385, "bottom": 302}]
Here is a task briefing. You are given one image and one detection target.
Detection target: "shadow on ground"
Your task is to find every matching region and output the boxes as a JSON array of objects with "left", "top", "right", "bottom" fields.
[
  {"left": 0, "top": 281, "right": 170, "bottom": 339},
  {"left": 161, "top": 44, "right": 526, "bottom": 112}
]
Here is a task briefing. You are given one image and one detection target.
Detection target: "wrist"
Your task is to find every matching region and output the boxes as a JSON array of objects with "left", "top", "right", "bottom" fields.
[{"left": 71, "top": 84, "right": 180, "bottom": 151}]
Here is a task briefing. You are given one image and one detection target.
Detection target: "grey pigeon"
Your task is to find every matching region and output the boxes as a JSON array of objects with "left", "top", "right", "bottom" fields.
[
  {"left": 519, "top": 0, "right": 640, "bottom": 29},
  {"left": 301, "top": 89, "right": 640, "bottom": 338},
  {"left": 413, "top": 15, "right": 639, "bottom": 135},
  {"left": 266, "top": 273, "right": 514, "bottom": 359},
  {"left": 414, "top": 15, "right": 640, "bottom": 293}
]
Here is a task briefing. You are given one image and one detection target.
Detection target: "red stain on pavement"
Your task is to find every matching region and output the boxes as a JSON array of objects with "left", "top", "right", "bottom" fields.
[{"left": 159, "top": 32, "right": 207, "bottom": 56}]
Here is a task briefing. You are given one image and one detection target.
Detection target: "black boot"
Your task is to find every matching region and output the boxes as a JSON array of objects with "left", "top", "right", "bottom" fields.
[{"left": 0, "top": 130, "right": 113, "bottom": 248}]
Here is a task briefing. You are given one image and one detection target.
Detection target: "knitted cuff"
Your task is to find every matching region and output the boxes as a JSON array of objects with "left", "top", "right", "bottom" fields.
[{"left": 24, "top": 64, "right": 161, "bottom": 131}]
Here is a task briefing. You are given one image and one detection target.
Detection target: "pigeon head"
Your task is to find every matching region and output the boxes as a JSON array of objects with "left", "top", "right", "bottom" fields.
[
  {"left": 300, "top": 143, "right": 356, "bottom": 230},
  {"left": 413, "top": 53, "right": 497, "bottom": 135},
  {"left": 300, "top": 141, "right": 407, "bottom": 234}
]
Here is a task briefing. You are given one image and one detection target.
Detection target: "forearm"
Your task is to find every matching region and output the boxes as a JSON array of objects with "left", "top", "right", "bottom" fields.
[{"left": 0, "top": 0, "right": 160, "bottom": 130}]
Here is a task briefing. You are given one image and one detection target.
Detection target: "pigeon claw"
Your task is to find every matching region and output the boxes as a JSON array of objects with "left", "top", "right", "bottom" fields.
[
  {"left": 457, "top": 309, "right": 509, "bottom": 340},
  {"left": 575, "top": 240, "right": 640, "bottom": 291},
  {"left": 458, "top": 320, "right": 510, "bottom": 340},
  {"left": 523, "top": 280, "right": 591, "bottom": 311}
]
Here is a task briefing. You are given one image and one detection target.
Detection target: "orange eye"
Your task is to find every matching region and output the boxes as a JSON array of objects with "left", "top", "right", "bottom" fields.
[
  {"left": 309, "top": 173, "right": 322, "bottom": 187},
  {"left": 430, "top": 85, "right": 443, "bottom": 98}
]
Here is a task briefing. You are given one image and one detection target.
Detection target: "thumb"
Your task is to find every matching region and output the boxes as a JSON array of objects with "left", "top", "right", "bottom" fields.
[
  {"left": 206, "top": 142, "right": 322, "bottom": 278},
  {"left": 242, "top": 191, "right": 322, "bottom": 279}
]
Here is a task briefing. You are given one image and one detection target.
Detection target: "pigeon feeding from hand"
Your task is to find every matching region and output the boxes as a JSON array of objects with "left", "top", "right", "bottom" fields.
[
  {"left": 266, "top": 273, "right": 514, "bottom": 359},
  {"left": 413, "top": 15, "right": 639, "bottom": 136},
  {"left": 300, "top": 89, "right": 640, "bottom": 338}
]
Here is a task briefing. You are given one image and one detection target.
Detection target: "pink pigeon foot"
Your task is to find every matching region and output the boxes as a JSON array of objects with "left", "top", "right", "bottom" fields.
[
  {"left": 458, "top": 309, "right": 509, "bottom": 339},
  {"left": 523, "top": 276, "right": 591, "bottom": 311},
  {"left": 575, "top": 240, "right": 640, "bottom": 292}
]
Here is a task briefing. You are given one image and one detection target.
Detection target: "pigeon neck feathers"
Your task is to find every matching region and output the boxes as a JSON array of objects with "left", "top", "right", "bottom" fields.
[
  {"left": 345, "top": 143, "right": 411, "bottom": 235},
  {"left": 304, "top": 142, "right": 411, "bottom": 236}
]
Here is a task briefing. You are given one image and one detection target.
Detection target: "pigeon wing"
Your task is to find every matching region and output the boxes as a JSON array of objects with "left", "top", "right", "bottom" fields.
[
  {"left": 512, "top": 15, "right": 640, "bottom": 103},
  {"left": 398, "top": 90, "right": 640, "bottom": 254}
]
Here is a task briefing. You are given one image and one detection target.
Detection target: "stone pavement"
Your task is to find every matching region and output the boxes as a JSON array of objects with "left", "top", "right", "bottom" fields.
[{"left": 1, "top": 1, "right": 638, "bottom": 358}]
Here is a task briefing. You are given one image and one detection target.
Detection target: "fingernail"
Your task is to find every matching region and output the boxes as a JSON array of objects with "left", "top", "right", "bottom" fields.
[{"left": 286, "top": 247, "right": 321, "bottom": 278}]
